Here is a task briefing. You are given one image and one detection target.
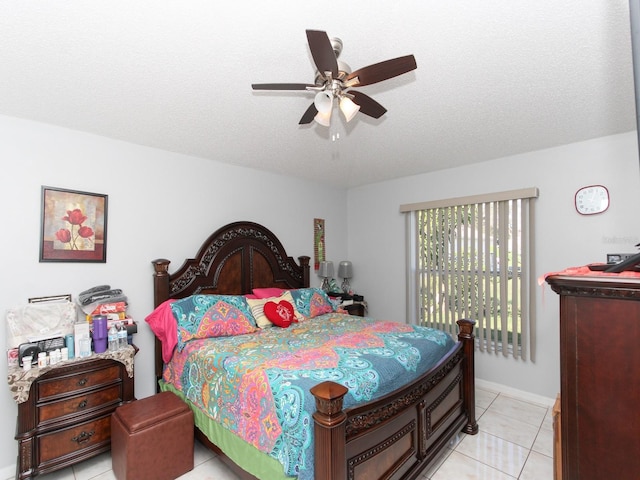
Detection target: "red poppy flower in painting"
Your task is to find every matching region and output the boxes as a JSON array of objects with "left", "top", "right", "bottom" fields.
[
  {"left": 63, "top": 209, "right": 87, "bottom": 226},
  {"left": 78, "top": 225, "right": 94, "bottom": 238},
  {"left": 57, "top": 208, "right": 94, "bottom": 250},
  {"left": 55, "top": 228, "right": 72, "bottom": 244}
]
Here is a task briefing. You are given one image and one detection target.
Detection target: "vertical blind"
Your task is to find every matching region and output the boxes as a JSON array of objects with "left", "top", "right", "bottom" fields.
[{"left": 400, "top": 188, "right": 538, "bottom": 361}]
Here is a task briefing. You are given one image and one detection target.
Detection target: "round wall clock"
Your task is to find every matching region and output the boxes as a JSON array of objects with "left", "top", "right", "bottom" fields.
[{"left": 575, "top": 185, "right": 609, "bottom": 215}]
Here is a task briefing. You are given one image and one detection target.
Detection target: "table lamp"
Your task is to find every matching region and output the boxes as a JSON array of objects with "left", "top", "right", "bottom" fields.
[
  {"left": 318, "top": 261, "right": 334, "bottom": 292},
  {"left": 338, "top": 260, "right": 353, "bottom": 294}
]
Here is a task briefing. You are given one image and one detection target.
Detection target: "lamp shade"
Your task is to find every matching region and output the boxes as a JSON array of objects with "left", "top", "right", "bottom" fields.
[
  {"left": 314, "top": 110, "right": 331, "bottom": 126},
  {"left": 314, "top": 91, "right": 333, "bottom": 114},
  {"left": 339, "top": 97, "right": 360, "bottom": 122},
  {"left": 318, "top": 261, "right": 334, "bottom": 278},
  {"left": 338, "top": 261, "right": 353, "bottom": 279}
]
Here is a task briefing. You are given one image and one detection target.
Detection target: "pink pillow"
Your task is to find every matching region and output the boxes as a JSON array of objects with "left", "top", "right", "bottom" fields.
[
  {"left": 252, "top": 287, "right": 285, "bottom": 299},
  {"left": 145, "top": 300, "right": 177, "bottom": 363}
]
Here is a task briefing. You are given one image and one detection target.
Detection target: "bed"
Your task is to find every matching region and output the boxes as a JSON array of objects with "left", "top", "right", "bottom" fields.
[{"left": 149, "top": 221, "right": 478, "bottom": 480}]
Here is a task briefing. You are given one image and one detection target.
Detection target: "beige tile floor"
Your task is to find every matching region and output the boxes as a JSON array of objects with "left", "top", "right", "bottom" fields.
[{"left": 15, "top": 387, "right": 554, "bottom": 480}]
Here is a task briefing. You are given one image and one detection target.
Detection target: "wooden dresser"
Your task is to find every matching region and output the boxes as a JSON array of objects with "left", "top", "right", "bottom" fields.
[
  {"left": 546, "top": 274, "right": 640, "bottom": 480},
  {"left": 13, "top": 351, "right": 135, "bottom": 479}
]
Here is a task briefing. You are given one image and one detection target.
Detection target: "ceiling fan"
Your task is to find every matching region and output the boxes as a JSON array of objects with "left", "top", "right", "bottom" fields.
[{"left": 251, "top": 30, "right": 417, "bottom": 126}]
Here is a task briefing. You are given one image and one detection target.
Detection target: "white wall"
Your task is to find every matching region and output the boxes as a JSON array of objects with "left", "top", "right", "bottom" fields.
[
  {"left": 0, "top": 115, "right": 348, "bottom": 476},
  {"left": 3, "top": 114, "right": 639, "bottom": 476},
  {"left": 347, "top": 131, "right": 640, "bottom": 399}
]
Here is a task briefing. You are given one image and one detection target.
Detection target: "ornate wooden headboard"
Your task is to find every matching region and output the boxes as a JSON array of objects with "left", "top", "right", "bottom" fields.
[{"left": 151, "top": 221, "right": 311, "bottom": 386}]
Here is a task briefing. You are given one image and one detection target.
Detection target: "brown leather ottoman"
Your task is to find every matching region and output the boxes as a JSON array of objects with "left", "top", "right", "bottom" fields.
[{"left": 111, "top": 391, "right": 194, "bottom": 480}]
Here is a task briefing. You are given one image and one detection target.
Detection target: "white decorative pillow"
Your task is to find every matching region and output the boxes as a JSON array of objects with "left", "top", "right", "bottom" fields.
[{"left": 246, "top": 291, "right": 304, "bottom": 328}]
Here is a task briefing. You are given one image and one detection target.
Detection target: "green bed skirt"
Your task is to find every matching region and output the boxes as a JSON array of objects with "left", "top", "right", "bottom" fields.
[{"left": 159, "top": 381, "right": 295, "bottom": 480}]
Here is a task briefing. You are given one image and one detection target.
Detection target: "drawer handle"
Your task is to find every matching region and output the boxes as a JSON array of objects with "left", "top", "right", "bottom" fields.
[
  {"left": 77, "top": 378, "right": 88, "bottom": 386},
  {"left": 78, "top": 400, "right": 88, "bottom": 409},
  {"left": 72, "top": 430, "right": 94, "bottom": 444}
]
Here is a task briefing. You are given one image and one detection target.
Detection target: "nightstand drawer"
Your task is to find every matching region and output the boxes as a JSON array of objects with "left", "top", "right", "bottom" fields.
[
  {"left": 38, "top": 415, "right": 111, "bottom": 463},
  {"left": 38, "top": 384, "right": 122, "bottom": 423},
  {"left": 37, "top": 365, "right": 122, "bottom": 400}
]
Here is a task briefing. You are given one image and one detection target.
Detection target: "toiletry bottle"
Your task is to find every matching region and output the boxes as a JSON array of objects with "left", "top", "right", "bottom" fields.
[
  {"left": 117, "top": 322, "right": 127, "bottom": 349},
  {"left": 108, "top": 324, "right": 118, "bottom": 352}
]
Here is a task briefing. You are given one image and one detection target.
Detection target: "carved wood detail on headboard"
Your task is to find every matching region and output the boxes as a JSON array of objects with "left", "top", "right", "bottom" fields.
[{"left": 153, "top": 221, "right": 310, "bottom": 306}]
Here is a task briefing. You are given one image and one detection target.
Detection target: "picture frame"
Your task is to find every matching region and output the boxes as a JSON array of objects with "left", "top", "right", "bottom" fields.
[
  {"left": 314, "top": 218, "right": 325, "bottom": 271},
  {"left": 39, "top": 186, "right": 108, "bottom": 263},
  {"left": 28, "top": 294, "right": 72, "bottom": 304}
]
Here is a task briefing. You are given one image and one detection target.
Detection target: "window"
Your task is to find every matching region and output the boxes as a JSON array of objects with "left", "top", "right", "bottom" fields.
[{"left": 400, "top": 188, "right": 538, "bottom": 360}]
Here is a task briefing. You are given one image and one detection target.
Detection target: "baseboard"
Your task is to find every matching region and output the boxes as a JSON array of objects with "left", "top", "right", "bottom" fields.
[{"left": 476, "top": 378, "right": 556, "bottom": 407}]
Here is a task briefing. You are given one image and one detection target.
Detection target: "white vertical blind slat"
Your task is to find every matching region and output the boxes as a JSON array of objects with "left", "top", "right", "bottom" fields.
[
  {"left": 469, "top": 206, "right": 477, "bottom": 325},
  {"left": 498, "top": 201, "right": 508, "bottom": 357},
  {"left": 511, "top": 200, "right": 520, "bottom": 359},
  {"left": 491, "top": 202, "right": 498, "bottom": 353}
]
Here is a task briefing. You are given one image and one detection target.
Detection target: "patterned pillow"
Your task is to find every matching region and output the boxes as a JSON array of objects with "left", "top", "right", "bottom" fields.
[
  {"left": 289, "top": 288, "right": 335, "bottom": 318},
  {"left": 170, "top": 295, "right": 257, "bottom": 351}
]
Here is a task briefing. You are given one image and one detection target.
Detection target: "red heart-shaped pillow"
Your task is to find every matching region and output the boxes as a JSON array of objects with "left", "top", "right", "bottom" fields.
[{"left": 264, "top": 300, "right": 295, "bottom": 328}]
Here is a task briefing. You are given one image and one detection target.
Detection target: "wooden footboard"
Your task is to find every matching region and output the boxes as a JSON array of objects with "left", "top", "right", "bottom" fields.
[{"left": 311, "top": 319, "right": 477, "bottom": 480}]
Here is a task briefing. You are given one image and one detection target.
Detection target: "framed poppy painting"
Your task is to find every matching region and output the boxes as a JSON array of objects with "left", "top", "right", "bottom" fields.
[{"left": 39, "top": 186, "right": 108, "bottom": 263}]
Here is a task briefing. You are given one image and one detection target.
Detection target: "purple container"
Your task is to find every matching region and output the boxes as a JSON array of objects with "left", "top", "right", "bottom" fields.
[{"left": 92, "top": 316, "right": 108, "bottom": 353}]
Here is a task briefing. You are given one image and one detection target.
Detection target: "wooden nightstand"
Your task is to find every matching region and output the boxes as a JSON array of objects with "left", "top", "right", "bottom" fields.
[
  {"left": 344, "top": 300, "right": 366, "bottom": 317},
  {"left": 11, "top": 347, "right": 136, "bottom": 479}
]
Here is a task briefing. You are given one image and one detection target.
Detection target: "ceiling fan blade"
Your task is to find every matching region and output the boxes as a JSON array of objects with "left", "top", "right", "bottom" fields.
[
  {"left": 252, "top": 83, "right": 315, "bottom": 90},
  {"left": 299, "top": 103, "right": 318, "bottom": 124},
  {"left": 345, "top": 55, "right": 417, "bottom": 87},
  {"left": 306, "top": 30, "right": 338, "bottom": 78},
  {"left": 349, "top": 91, "right": 387, "bottom": 119}
]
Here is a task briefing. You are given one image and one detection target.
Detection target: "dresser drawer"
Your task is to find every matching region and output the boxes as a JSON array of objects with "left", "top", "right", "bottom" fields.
[
  {"left": 38, "top": 384, "right": 122, "bottom": 423},
  {"left": 38, "top": 415, "right": 111, "bottom": 463},
  {"left": 37, "top": 365, "right": 122, "bottom": 400}
]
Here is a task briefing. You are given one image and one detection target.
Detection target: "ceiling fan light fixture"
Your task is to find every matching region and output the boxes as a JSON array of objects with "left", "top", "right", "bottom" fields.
[
  {"left": 339, "top": 96, "right": 360, "bottom": 122},
  {"left": 314, "top": 90, "right": 333, "bottom": 115},
  {"left": 314, "top": 109, "right": 332, "bottom": 126}
]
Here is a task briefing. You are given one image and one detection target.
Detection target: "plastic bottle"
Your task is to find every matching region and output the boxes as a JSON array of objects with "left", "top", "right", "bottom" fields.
[
  {"left": 108, "top": 324, "right": 118, "bottom": 352},
  {"left": 117, "top": 322, "right": 128, "bottom": 349}
]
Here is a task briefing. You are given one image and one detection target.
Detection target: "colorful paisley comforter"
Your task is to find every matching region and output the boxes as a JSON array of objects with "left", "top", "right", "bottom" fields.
[{"left": 162, "top": 312, "right": 456, "bottom": 480}]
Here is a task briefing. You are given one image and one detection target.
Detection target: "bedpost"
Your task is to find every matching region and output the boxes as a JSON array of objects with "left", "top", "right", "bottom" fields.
[
  {"left": 310, "top": 381, "right": 349, "bottom": 480},
  {"left": 152, "top": 258, "right": 171, "bottom": 307},
  {"left": 152, "top": 259, "right": 171, "bottom": 393},
  {"left": 298, "top": 255, "right": 311, "bottom": 287},
  {"left": 456, "top": 318, "right": 478, "bottom": 435}
]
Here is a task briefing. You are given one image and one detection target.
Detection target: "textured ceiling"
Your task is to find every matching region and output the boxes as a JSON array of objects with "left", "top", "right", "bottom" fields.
[{"left": 0, "top": 1, "right": 636, "bottom": 188}]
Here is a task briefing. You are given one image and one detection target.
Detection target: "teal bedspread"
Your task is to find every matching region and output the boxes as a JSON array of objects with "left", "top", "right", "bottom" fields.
[{"left": 162, "top": 313, "right": 456, "bottom": 479}]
